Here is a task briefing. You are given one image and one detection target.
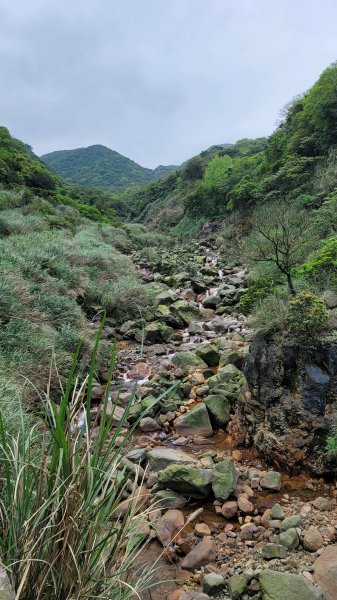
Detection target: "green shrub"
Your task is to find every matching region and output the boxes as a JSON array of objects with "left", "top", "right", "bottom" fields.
[
  {"left": 249, "top": 294, "right": 289, "bottom": 335},
  {"left": 237, "top": 276, "right": 277, "bottom": 315},
  {"left": 299, "top": 236, "right": 337, "bottom": 289},
  {"left": 288, "top": 291, "right": 329, "bottom": 341},
  {"left": 326, "top": 428, "right": 337, "bottom": 453}
]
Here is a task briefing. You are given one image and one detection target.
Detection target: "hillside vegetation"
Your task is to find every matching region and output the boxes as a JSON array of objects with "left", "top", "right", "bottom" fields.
[
  {"left": 0, "top": 127, "right": 167, "bottom": 415},
  {"left": 41, "top": 144, "right": 177, "bottom": 191}
]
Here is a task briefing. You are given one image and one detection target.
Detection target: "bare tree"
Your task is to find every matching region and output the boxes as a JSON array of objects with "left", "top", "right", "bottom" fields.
[{"left": 247, "top": 202, "right": 314, "bottom": 295}]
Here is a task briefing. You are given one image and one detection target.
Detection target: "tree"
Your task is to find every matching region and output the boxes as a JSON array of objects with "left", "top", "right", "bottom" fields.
[
  {"left": 247, "top": 202, "right": 314, "bottom": 295},
  {"left": 203, "top": 155, "right": 233, "bottom": 194}
]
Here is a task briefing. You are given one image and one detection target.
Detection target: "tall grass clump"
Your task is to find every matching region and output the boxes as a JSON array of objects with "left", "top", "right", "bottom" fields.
[{"left": 0, "top": 322, "right": 159, "bottom": 599}]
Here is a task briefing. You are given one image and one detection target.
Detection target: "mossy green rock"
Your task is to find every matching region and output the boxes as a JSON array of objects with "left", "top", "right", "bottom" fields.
[
  {"left": 135, "top": 321, "right": 173, "bottom": 344},
  {"left": 174, "top": 403, "right": 213, "bottom": 437},
  {"left": 204, "top": 395, "right": 231, "bottom": 426},
  {"left": 279, "top": 527, "right": 299, "bottom": 550},
  {"left": 140, "top": 395, "right": 159, "bottom": 416},
  {"left": 262, "top": 543, "right": 287, "bottom": 560},
  {"left": 171, "top": 300, "right": 201, "bottom": 324},
  {"left": 207, "top": 364, "right": 246, "bottom": 389},
  {"left": 212, "top": 459, "right": 238, "bottom": 501},
  {"left": 171, "top": 351, "right": 207, "bottom": 370},
  {"left": 259, "top": 569, "right": 326, "bottom": 599},
  {"left": 195, "top": 343, "right": 220, "bottom": 367},
  {"left": 228, "top": 573, "right": 249, "bottom": 599},
  {"left": 159, "top": 465, "right": 213, "bottom": 499},
  {"left": 156, "top": 289, "right": 178, "bottom": 305},
  {"left": 279, "top": 515, "right": 302, "bottom": 531}
]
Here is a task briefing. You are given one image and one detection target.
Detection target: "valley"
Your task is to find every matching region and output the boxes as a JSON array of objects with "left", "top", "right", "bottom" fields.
[{"left": 1, "top": 61, "right": 337, "bottom": 600}]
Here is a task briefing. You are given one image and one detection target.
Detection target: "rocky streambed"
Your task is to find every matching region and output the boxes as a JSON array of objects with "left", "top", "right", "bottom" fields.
[{"left": 92, "top": 241, "right": 337, "bottom": 600}]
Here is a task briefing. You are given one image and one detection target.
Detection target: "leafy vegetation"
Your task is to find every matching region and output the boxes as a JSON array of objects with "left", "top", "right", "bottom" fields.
[
  {"left": 42, "top": 144, "right": 177, "bottom": 191},
  {"left": 0, "top": 325, "right": 159, "bottom": 599}
]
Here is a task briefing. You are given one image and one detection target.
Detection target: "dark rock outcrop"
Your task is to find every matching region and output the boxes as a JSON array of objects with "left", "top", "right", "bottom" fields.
[{"left": 242, "top": 334, "right": 337, "bottom": 474}]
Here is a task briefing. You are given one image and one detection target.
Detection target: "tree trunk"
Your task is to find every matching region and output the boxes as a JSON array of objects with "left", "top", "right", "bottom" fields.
[{"left": 286, "top": 271, "right": 296, "bottom": 296}]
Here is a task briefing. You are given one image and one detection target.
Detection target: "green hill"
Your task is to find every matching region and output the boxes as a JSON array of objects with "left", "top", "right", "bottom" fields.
[{"left": 41, "top": 144, "right": 177, "bottom": 191}]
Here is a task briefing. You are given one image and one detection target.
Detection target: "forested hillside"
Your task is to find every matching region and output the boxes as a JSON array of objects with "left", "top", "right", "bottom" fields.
[
  {"left": 41, "top": 144, "right": 176, "bottom": 191},
  {"left": 115, "top": 62, "right": 337, "bottom": 243}
]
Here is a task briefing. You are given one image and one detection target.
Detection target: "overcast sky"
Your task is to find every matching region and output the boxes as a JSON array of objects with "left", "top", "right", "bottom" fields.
[{"left": 1, "top": 0, "right": 337, "bottom": 168}]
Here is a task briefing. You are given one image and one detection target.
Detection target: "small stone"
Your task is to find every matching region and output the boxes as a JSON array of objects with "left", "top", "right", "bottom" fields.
[
  {"left": 139, "top": 417, "right": 160, "bottom": 432},
  {"left": 181, "top": 537, "right": 217, "bottom": 570},
  {"left": 238, "top": 495, "right": 254, "bottom": 514},
  {"left": 270, "top": 503, "right": 284, "bottom": 520},
  {"left": 195, "top": 523, "right": 211, "bottom": 537},
  {"left": 221, "top": 500, "right": 238, "bottom": 519},
  {"left": 303, "top": 527, "right": 324, "bottom": 552},
  {"left": 260, "top": 471, "right": 282, "bottom": 491},
  {"left": 312, "top": 496, "right": 332, "bottom": 511},
  {"left": 232, "top": 450, "right": 242, "bottom": 461}
]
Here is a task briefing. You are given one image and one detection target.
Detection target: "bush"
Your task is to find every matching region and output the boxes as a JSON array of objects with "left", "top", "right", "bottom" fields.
[
  {"left": 288, "top": 291, "right": 329, "bottom": 341},
  {"left": 299, "top": 236, "right": 337, "bottom": 289},
  {"left": 237, "top": 276, "right": 277, "bottom": 315},
  {"left": 249, "top": 294, "right": 289, "bottom": 335}
]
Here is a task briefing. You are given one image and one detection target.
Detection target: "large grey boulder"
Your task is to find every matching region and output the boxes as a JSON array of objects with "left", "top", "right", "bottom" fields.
[
  {"left": 159, "top": 465, "right": 213, "bottom": 499},
  {"left": 174, "top": 403, "right": 213, "bottom": 437},
  {"left": 147, "top": 447, "right": 196, "bottom": 472},
  {"left": 259, "top": 569, "right": 326, "bottom": 600}
]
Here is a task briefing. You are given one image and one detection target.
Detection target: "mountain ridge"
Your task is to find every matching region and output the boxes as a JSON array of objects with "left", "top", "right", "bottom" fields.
[{"left": 41, "top": 144, "right": 177, "bottom": 191}]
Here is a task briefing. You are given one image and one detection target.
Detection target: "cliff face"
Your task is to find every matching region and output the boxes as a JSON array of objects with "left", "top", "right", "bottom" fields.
[{"left": 241, "top": 335, "right": 337, "bottom": 474}]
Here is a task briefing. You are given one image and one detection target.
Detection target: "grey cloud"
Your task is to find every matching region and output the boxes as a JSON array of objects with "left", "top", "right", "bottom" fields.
[{"left": 1, "top": 0, "right": 337, "bottom": 167}]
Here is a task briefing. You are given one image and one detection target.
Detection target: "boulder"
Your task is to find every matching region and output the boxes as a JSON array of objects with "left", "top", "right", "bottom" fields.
[
  {"left": 202, "top": 295, "right": 222, "bottom": 309},
  {"left": 314, "top": 544, "right": 337, "bottom": 599},
  {"left": 228, "top": 574, "right": 249, "bottom": 599},
  {"left": 188, "top": 322, "right": 204, "bottom": 335},
  {"left": 207, "top": 364, "right": 245, "bottom": 390},
  {"left": 159, "top": 465, "right": 213, "bottom": 499},
  {"left": 260, "top": 471, "right": 282, "bottom": 491},
  {"left": 195, "top": 344, "right": 220, "bottom": 367},
  {"left": 181, "top": 537, "right": 216, "bottom": 571},
  {"left": 156, "top": 289, "right": 179, "bottom": 305},
  {"left": 259, "top": 569, "right": 326, "bottom": 600},
  {"left": 202, "top": 573, "right": 226, "bottom": 596},
  {"left": 171, "top": 300, "right": 201, "bottom": 325},
  {"left": 212, "top": 459, "right": 238, "bottom": 501},
  {"left": 279, "top": 515, "right": 302, "bottom": 531},
  {"left": 174, "top": 403, "right": 213, "bottom": 438},
  {"left": 204, "top": 395, "right": 231, "bottom": 427},
  {"left": 171, "top": 351, "right": 207, "bottom": 370},
  {"left": 262, "top": 543, "right": 287, "bottom": 560},
  {"left": 147, "top": 447, "right": 196, "bottom": 472},
  {"left": 279, "top": 527, "right": 299, "bottom": 550}
]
